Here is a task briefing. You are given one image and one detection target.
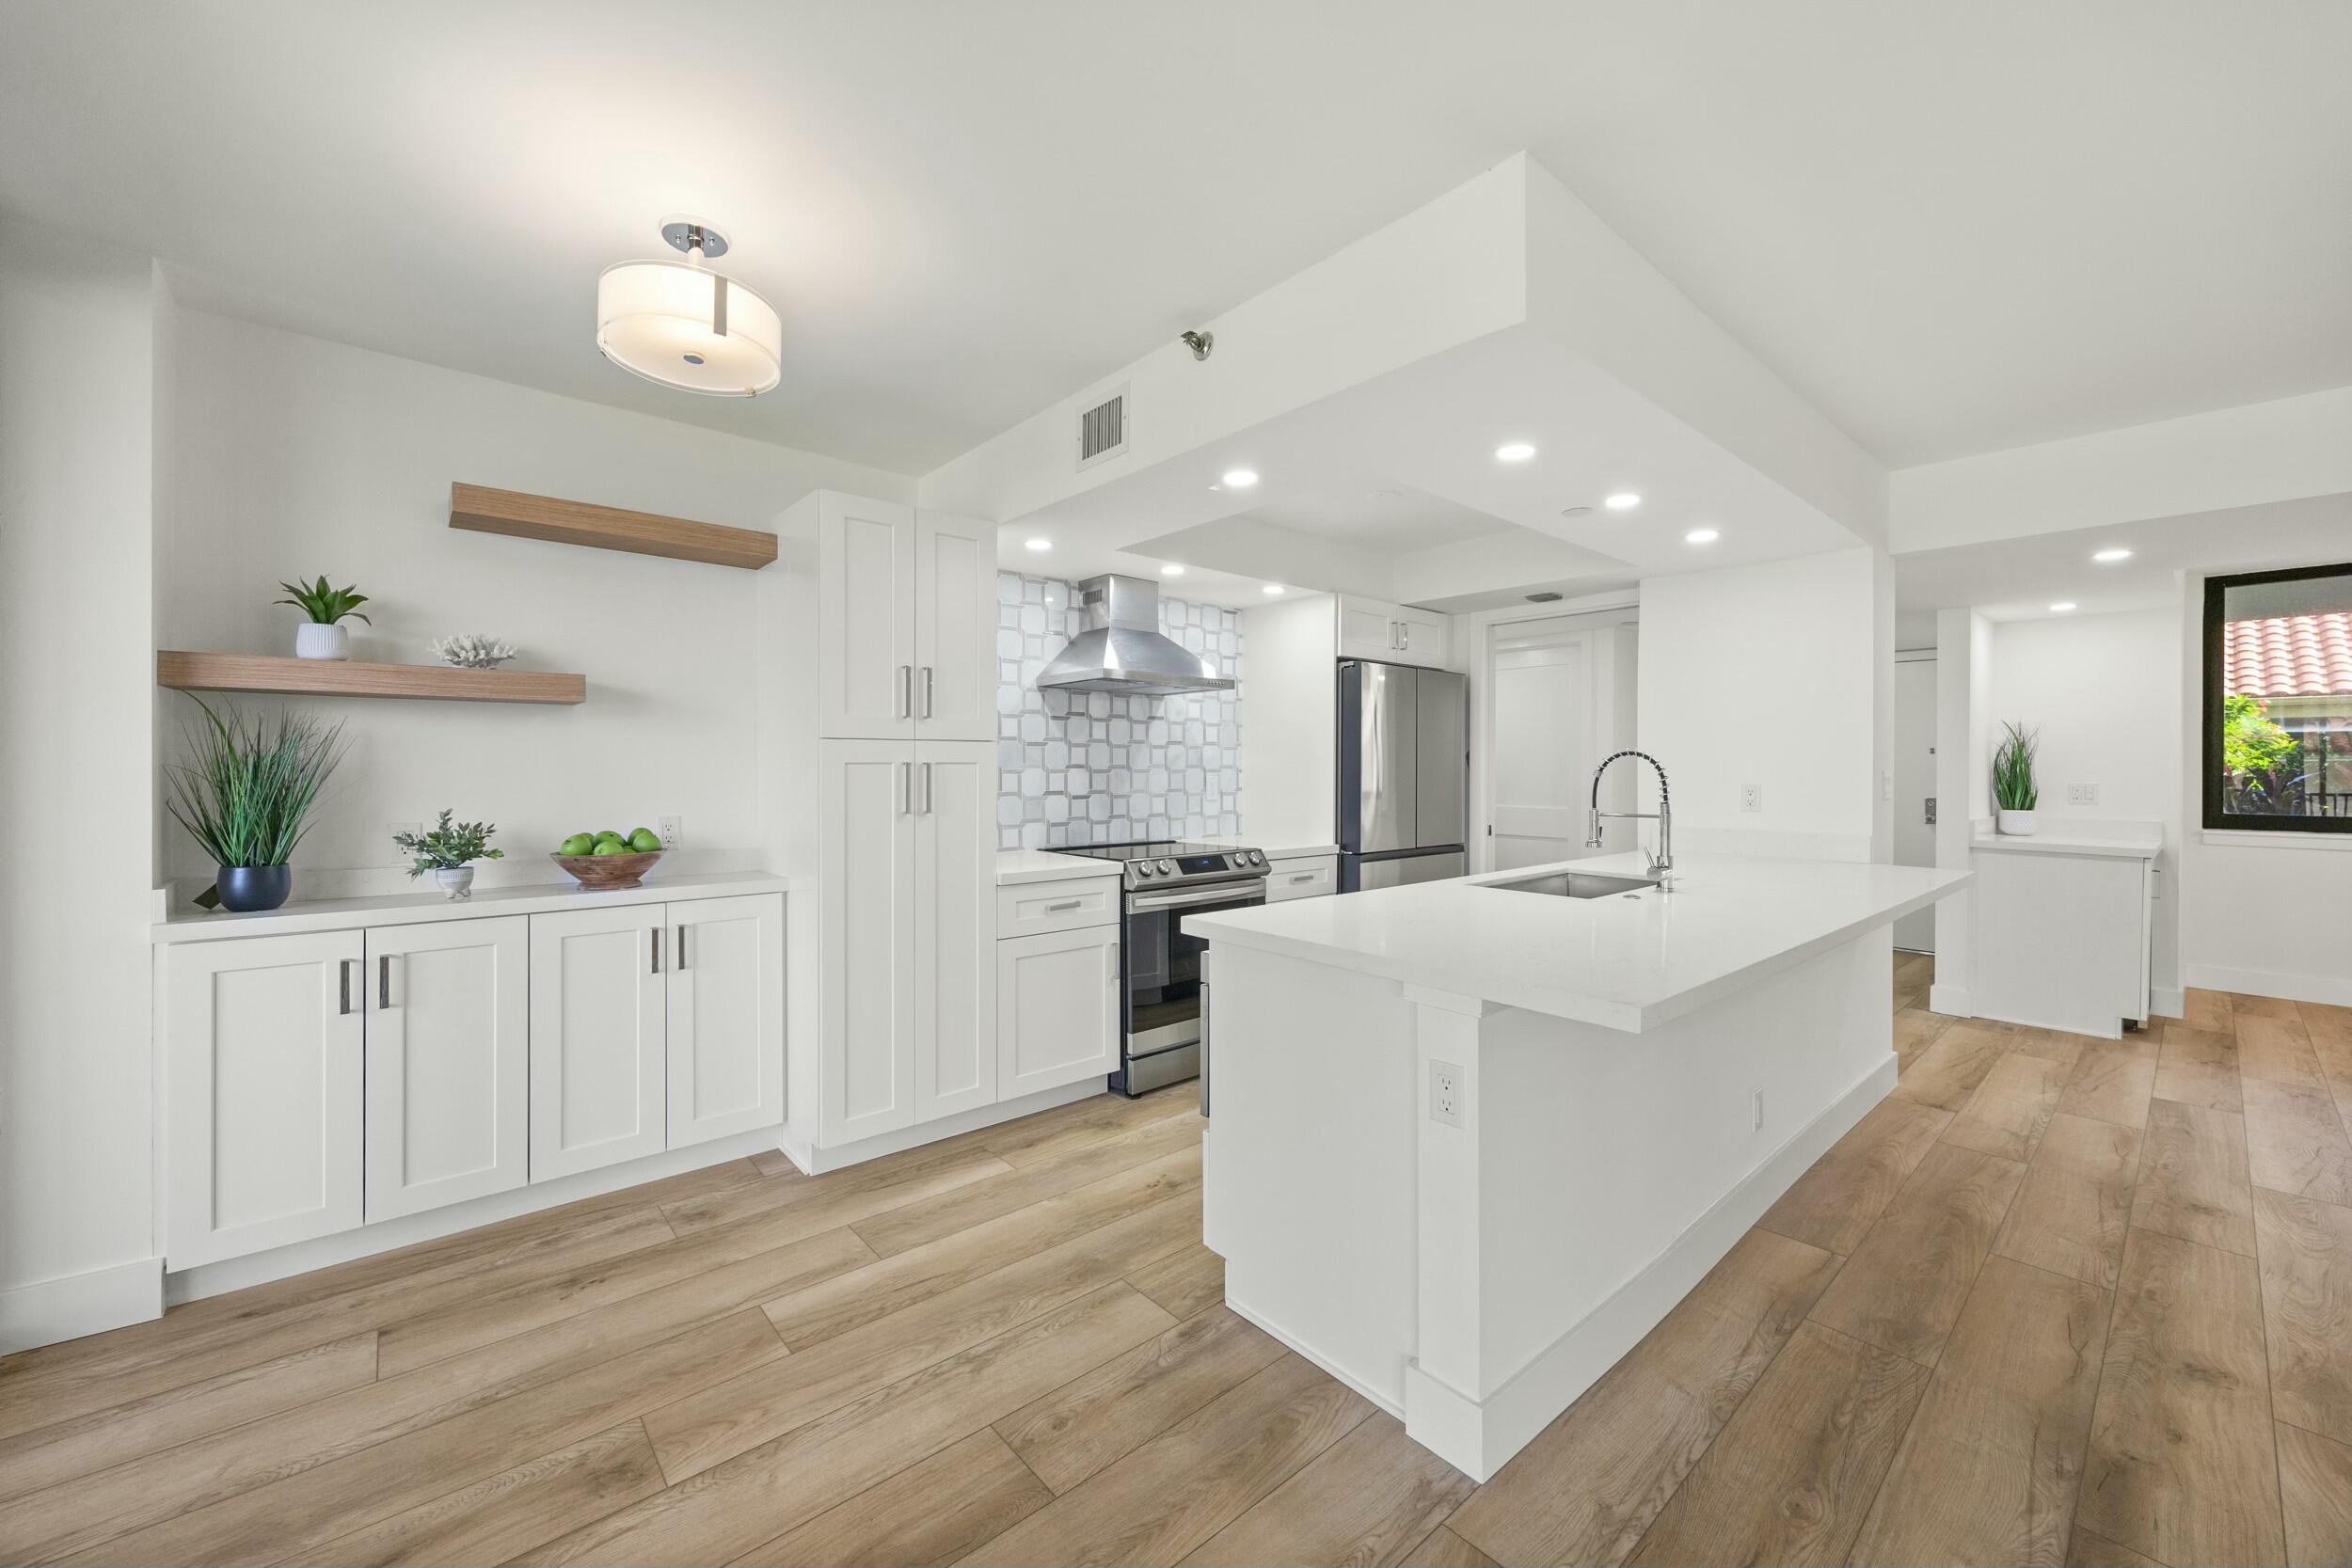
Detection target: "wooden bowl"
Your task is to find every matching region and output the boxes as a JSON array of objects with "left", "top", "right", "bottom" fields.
[{"left": 550, "top": 850, "right": 664, "bottom": 890}]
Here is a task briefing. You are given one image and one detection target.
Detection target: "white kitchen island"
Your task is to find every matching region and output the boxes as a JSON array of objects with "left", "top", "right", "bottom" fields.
[{"left": 1184, "top": 850, "right": 1970, "bottom": 1481}]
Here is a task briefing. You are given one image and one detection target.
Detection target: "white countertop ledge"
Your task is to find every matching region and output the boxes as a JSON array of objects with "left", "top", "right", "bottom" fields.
[
  {"left": 1969, "top": 823, "right": 2161, "bottom": 859},
  {"left": 152, "top": 870, "right": 796, "bottom": 943},
  {"left": 1181, "top": 851, "right": 1971, "bottom": 1034},
  {"left": 995, "top": 848, "right": 1126, "bottom": 886}
]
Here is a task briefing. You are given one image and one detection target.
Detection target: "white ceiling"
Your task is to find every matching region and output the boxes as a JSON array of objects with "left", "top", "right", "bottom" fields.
[
  {"left": 1892, "top": 492, "right": 2352, "bottom": 646},
  {"left": 1241, "top": 485, "right": 1516, "bottom": 553},
  {"left": 5, "top": 3, "right": 2345, "bottom": 476}
]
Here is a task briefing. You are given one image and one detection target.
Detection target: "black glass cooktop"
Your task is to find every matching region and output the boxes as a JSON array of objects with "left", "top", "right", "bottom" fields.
[{"left": 1054, "top": 839, "right": 1241, "bottom": 862}]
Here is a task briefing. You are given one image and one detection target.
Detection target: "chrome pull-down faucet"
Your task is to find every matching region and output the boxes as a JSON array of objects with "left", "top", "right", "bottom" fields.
[{"left": 1587, "top": 750, "right": 1672, "bottom": 879}]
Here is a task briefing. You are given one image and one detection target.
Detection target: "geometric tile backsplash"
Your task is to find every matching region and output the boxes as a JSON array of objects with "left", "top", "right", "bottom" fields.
[{"left": 995, "top": 571, "right": 1244, "bottom": 849}]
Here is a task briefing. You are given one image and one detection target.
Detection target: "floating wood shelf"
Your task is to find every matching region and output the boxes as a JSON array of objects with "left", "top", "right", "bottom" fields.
[
  {"left": 157, "top": 652, "right": 586, "bottom": 705},
  {"left": 448, "top": 483, "right": 778, "bottom": 570}
]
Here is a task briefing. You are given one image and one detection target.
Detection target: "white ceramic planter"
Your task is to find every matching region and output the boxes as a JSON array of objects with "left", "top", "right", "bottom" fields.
[
  {"left": 294, "top": 622, "right": 350, "bottom": 660},
  {"left": 435, "top": 865, "right": 476, "bottom": 900},
  {"left": 1997, "top": 809, "right": 2038, "bottom": 836}
]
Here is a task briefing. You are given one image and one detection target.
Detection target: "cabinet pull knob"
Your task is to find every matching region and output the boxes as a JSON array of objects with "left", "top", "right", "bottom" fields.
[
  {"left": 1045, "top": 898, "right": 1082, "bottom": 911},
  {"left": 922, "top": 665, "right": 934, "bottom": 719},
  {"left": 652, "top": 927, "right": 663, "bottom": 974},
  {"left": 898, "top": 664, "right": 912, "bottom": 719}
]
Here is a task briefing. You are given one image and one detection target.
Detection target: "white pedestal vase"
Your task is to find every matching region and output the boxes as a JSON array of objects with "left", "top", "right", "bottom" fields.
[{"left": 435, "top": 866, "right": 476, "bottom": 900}]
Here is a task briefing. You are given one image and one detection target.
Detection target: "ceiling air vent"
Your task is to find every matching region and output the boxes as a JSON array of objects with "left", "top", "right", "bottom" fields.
[{"left": 1075, "top": 385, "right": 1129, "bottom": 472}]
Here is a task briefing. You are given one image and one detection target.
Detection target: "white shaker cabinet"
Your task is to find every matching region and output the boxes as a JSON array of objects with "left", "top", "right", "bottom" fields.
[
  {"left": 819, "top": 740, "right": 921, "bottom": 1143},
  {"left": 666, "top": 892, "right": 787, "bottom": 1148},
  {"left": 1337, "top": 594, "right": 1449, "bottom": 668},
  {"left": 163, "top": 931, "right": 365, "bottom": 1268},
  {"left": 811, "top": 491, "right": 996, "bottom": 742},
  {"left": 528, "top": 903, "right": 669, "bottom": 1180},
  {"left": 914, "top": 743, "right": 999, "bottom": 1120},
  {"left": 364, "top": 915, "right": 530, "bottom": 1222},
  {"left": 997, "top": 925, "right": 1121, "bottom": 1099}
]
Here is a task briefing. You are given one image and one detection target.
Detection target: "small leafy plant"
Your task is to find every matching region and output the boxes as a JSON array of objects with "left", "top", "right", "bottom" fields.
[
  {"left": 277, "top": 575, "right": 373, "bottom": 626},
  {"left": 1991, "top": 721, "right": 2040, "bottom": 812},
  {"left": 394, "top": 810, "right": 506, "bottom": 877},
  {"left": 163, "top": 697, "right": 347, "bottom": 868}
]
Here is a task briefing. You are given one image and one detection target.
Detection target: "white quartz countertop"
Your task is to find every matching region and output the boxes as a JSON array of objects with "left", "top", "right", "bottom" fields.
[
  {"left": 1182, "top": 851, "right": 1971, "bottom": 1033},
  {"left": 1969, "top": 822, "right": 2161, "bottom": 859},
  {"left": 995, "top": 848, "right": 1124, "bottom": 885},
  {"left": 152, "top": 870, "right": 796, "bottom": 943}
]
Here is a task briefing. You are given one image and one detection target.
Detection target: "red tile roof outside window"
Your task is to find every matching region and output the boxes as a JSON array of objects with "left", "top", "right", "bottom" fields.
[{"left": 2223, "top": 610, "right": 2352, "bottom": 699}]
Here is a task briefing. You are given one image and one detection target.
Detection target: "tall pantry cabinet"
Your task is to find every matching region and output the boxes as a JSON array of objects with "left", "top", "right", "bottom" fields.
[{"left": 791, "top": 491, "right": 999, "bottom": 1159}]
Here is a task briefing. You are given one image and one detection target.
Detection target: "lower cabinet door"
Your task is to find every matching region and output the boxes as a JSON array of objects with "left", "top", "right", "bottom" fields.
[
  {"left": 529, "top": 904, "right": 668, "bottom": 1181},
  {"left": 914, "top": 742, "right": 999, "bottom": 1122},
  {"left": 821, "top": 741, "right": 917, "bottom": 1146},
  {"left": 163, "top": 930, "right": 365, "bottom": 1268},
  {"left": 996, "top": 925, "right": 1121, "bottom": 1100},
  {"left": 666, "top": 893, "right": 786, "bottom": 1148},
  {"left": 364, "top": 915, "right": 529, "bottom": 1222}
]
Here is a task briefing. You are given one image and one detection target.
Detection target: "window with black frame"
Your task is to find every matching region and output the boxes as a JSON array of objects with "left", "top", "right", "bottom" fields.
[{"left": 2202, "top": 562, "right": 2352, "bottom": 833}]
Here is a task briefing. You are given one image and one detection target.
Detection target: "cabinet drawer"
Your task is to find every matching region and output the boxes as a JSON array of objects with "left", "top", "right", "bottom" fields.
[
  {"left": 1265, "top": 856, "right": 1338, "bottom": 902},
  {"left": 996, "top": 876, "right": 1120, "bottom": 937}
]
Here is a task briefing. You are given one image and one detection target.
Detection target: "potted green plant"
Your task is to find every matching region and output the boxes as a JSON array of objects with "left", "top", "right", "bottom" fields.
[
  {"left": 394, "top": 810, "right": 505, "bottom": 900},
  {"left": 1992, "top": 720, "right": 2040, "bottom": 835},
  {"left": 276, "top": 575, "right": 372, "bottom": 660},
  {"left": 163, "top": 698, "right": 347, "bottom": 911}
]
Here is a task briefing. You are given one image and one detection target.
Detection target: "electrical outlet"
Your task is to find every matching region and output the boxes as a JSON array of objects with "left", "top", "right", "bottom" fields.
[
  {"left": 658, "top": 814, "right": 683, "bottom": 849},
  {"left": 388, "top": 822, "right": 421, "bottom": 867},
  {"left": 1740, "top": 784, "right": 1762, "bottom": 813},
  {"left": 1429, "top": 1060, "right": 1464, "bottom": 1128},
  {"left": 1752, "top": 1087, "right": 1765, "bottom": 1132}
]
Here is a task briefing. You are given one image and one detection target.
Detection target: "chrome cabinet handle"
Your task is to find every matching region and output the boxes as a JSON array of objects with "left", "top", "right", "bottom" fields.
[
  {"left": 378, "top": 954, "right": 394, "bottom": 1009},
  {"left": 1045, "top": 898, "right": 1083, "bottom": 911},
  {"left": 921, "top": 665, "right": 934, "bottom": 719},
  {"left": 651, "top": 927, "right": 663, "bottom": 974},
  {"left": 899, "top": 760, "right": 912, "bottom": 814},
  {"left": 1289, "top": 872, "right": 1316, "bottom": 883},
  {"left": 1400, "top": 622, "right": 1411, "bottom": 651},
  {"left": 922, "top": 761, "right": 933, "bottom": 814},
  {"left": 897, "top": 664, "right": 912, "bottom": 719},
  {"left": 339, "top": 958, "right": 357, "bottom": 1016},
  {"left": 675, "top": 925, "right": 689, "bottom": 970}
]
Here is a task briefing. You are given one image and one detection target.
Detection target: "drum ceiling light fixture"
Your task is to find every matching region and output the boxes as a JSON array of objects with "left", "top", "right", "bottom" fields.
[{"left": 596, "top": 219, "right": 782, "bottom": 397}]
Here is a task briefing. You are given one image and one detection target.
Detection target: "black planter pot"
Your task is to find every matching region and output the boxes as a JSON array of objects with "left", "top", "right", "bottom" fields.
[{"left": 216, "top": 863, "right": 294, "bottom": 912}]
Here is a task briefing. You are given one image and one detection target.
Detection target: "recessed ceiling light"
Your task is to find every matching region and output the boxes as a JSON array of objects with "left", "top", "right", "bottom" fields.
[
  {"left": 2049, "top": 601, "right": 2077, "bottom": 612},
  {"left": 1603, "top": 491, "right": 1642, "bottom": 511},
  {"left": 1685, "top": 528, "right": 1720, "bottom": 545},
  {"left": 1494, "top": 442, "right": 1536, "bottom": 463},
  {"left": 1024, "top": 538, "right": 1052, "bottom": 552},
  {"left": 1160, "top": 563, "right": 1185, "bottom": 577},
  {"left": 1221, "top": 468, "right": 1259, "bottom": 488},
  {"left": 2092, "top": 547, "right": 2134, "bottom": 563},
  {"left": 1263, "top": 584, "right": 1286, "bottom": 595}
]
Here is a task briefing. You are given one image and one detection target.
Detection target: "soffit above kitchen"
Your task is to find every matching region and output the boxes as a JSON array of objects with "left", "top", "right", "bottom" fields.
[{"left": 4, "top": 6, "right": 2342, "bottom": 477}]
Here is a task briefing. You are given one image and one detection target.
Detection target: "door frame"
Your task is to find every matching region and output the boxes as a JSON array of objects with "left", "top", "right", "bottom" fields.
[{"left": 1470, "top": 597, "right": 1640, "bottom": 874}]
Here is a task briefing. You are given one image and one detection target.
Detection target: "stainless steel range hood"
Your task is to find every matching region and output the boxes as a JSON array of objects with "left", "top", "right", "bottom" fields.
[{"left": 1036, "top": 574, "right": 1236, "bottom": 697}]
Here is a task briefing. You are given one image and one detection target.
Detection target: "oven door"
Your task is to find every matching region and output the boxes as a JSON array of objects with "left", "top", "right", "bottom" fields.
[{"left": 1119, "top": 877, "right": 1266, "bottom": 1094}]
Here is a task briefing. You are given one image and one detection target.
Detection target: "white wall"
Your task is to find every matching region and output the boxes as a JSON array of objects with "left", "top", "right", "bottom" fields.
[
  {"left": 1985, "top": 609, "right": 2185, "bottom": 1000},
  {"left": 2176, "top": 574, "right": 2352, "bottom": 1006},
  {"left": 0, "top": 223, "right": 162, "bottom": 1343},
  {"left": 1637, "top": 548, "right": 1881, "bottom": 861},
  {"left": 157, "top": 309, "right": 912, "bottom": 893}
]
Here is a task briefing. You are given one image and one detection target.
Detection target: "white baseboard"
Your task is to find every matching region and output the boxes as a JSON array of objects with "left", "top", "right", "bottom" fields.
[
  {"left": 792, "top": 1078, "right": 1106, "bottom": 1175},
  {"left": 1927, "top": 982, "right": 1972, "bottom": 1017},
  {"left": 0, "top": 1254, "right": 164, "bottom": 1354},
  {"left": 167, "top": 1126, "right": 786, "bottom": 1304},
  {"left": 1222, "top": 1294, "right": 1404, "bottom": 1422},
  {"left": 2184, "top": 963, "right": 2352, "bottom": 1009},
  {"left": 1399, "top": 1053, "right": 1899, "bottom": 1482}
]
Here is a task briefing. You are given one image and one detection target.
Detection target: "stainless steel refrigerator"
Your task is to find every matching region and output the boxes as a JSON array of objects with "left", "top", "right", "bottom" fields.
[{"left": 1338, "top": 660, "right": 1469, "bottom": 891}]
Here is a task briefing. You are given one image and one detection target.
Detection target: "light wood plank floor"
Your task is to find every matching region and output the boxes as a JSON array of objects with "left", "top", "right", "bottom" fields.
[{"left": 5, "top": 958, "right": 2344, "bottom": 1565}]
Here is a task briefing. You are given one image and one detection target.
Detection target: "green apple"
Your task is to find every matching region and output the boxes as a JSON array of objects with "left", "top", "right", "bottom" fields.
[
  {"left": 628, "top": 828, "right": 661, "bottom": 852},
  {"left": 558, "top": 832, "right": 595, "bottom": 856},
  {"left": 591, "top": 836, "right": 631, "bottom": 856},
  {"left": 597, "top": 830, "right": 623, "bottom": 844}
]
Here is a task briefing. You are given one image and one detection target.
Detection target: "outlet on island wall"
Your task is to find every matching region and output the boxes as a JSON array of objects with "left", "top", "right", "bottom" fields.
[{"left": 995, "top": 571, "right": 1244, "bottom": 850}]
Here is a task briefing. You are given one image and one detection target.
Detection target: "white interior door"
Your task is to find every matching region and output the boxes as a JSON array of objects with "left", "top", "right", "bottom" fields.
[
  {"left": 1893, "top": 656, "right": 1939, "bottom": 952},
  {"left": 821, "top": 740, "right": 917, "bottom": 1144},
  {"left": 528, "top": 903, "right": 668, "bottom": 1180},
  {"left": 365, "top": 915, "right": 529, "bottom": 1222},
  {"left": 819, "top": 493, "right": 916, "bottom": 740},
  {"left": 1486, "top": 617, "right": 1639, "bottom": 870},
  {"left": 914, "top": 742, "right": 999, "bottom": 1120},
  {"left": 163, "top": 930, "right": 364, "bottom": 1267},
  {"left": 914, "top": 510, "right": 996, "bottom": 741}
]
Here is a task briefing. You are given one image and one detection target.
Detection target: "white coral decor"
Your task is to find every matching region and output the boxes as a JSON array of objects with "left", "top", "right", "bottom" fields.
[{"left": 429, "top": 634, "right": 519, "bottom": 669}]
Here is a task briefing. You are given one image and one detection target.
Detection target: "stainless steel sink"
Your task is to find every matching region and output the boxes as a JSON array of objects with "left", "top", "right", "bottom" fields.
[{"left": 1484, "top": 869, "right": 1662, "bottom": 899}]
